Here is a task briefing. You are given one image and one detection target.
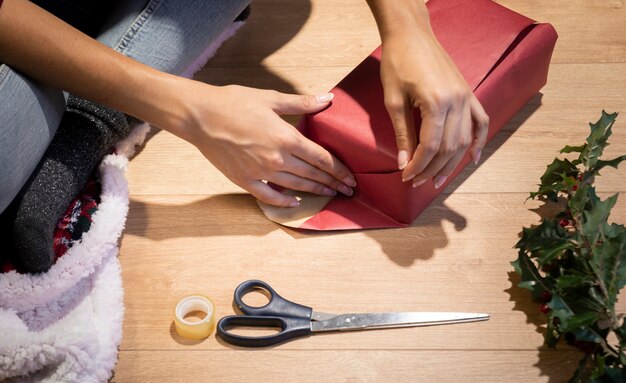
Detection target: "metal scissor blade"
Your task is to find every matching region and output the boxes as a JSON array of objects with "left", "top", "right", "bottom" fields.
[{"left": 311, "top": 312, "right": 489, "bottom": 332}]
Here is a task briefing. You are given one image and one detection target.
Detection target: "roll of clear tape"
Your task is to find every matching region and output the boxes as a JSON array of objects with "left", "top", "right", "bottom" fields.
[{"left": 174, "top": 295, "right": 216, "bottom": 339}]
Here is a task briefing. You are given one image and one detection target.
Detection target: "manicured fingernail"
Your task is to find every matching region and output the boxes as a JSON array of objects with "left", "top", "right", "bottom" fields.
[
  {"left": 412, "top": 179, "right": 427, "bottom": 188},
  {"left": 338, "top": 184, "right": 353, "bottom": 196},
  {"left": 398, "top": 150, "right": 408, "bottom": 170},
  {"left": 315, "top": 93, "right": 334, "bottom": 103},
  {"left": 434, "top": 176, "right": 448, "bottom": 189},
  {"left": 343, "top": 177, "right": 357, "bottom": 187},
  {"left": 288, "top": 200, "right": 300, "bottom": 207},
  {"left": 322, "top": 187, "right": 336, "bottom": 196},
  {"left": 402, "top": 173, "right": 416, "bottom": 183},
  {"left": 474, "top": 150, "right": 482, "bottom": 165}
]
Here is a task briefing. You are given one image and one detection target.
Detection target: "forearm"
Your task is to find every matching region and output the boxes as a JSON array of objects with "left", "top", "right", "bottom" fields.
[
  {"left": 365, "top": 0, "right": 432, "bottom": 41},
  {"left": 0, "top": 0, "right": 197, "bottom": 137}
]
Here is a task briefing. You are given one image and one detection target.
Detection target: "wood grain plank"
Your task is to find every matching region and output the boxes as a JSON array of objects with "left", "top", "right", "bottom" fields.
[
  {"left": 112, "top": 350, "right": 581, "bottom": 383},
  {"left": 118, "top": 192, "right": 626, "bottom": 350},
  {"left": 200, "top": 0, "right": 626, "bottom": 72}
]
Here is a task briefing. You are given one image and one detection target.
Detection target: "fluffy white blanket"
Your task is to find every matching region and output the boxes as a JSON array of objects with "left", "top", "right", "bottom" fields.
[{"left": 0, "top": 20, "right": 245, "bottom": 382}]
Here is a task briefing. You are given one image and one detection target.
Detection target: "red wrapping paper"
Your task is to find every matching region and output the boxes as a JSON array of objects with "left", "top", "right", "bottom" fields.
[{"left": 262, "top": 0, "right": 558, "bottom": 230}]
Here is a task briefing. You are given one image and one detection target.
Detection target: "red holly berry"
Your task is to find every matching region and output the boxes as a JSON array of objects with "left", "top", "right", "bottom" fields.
[
  {"left": 541, "top": 291, "right": 553, "bottom": 303},
  {"left": 559, "top": 219, "right": 570, "bottom": 227},
  {"left": 572, "top": 184, "right": 578, "bottom": 191},
  {"left": 540, "top": 304, "right": 551, "bottom": 314},
  {"left": 577, "top": 174, "right": 583, "bottom": 181}
]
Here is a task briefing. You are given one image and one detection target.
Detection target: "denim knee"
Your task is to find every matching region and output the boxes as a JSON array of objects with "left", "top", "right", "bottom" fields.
[
  {"left": 97, "top": 0, "right": 251, "bottom": 75},
  {"left": 0, "top": 64, "right": 67, "bottom": 213}
]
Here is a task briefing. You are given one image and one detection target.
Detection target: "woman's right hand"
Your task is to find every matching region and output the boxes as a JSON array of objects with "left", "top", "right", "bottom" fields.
[{"left": 170, "top": 82, "right": 356, "bottom": 207}]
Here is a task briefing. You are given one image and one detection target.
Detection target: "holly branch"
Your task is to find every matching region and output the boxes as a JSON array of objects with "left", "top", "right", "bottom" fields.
[{"left": 512, "top": 111, "right": 626, "bottom": 382}]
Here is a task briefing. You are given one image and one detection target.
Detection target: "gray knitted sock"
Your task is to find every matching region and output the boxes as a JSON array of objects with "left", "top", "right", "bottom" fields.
[{"left": 2, "top": 96, "right": 132, "bottom": 273}]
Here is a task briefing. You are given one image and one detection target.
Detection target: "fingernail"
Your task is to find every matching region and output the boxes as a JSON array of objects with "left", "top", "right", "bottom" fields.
[
  {"left": 288, "top": 200, "right": 300, "bottom": 207},
  {"left": 412, "top": 179, "right": 427, "bottom": 188},
  {"left": 322, "top": 187, "right": 336, "bottom": 196},
  {"left": 315, "top": 93, "right": 334, "bottom": 104},
  {"left": 338, "top": 184, "right": 353, "bottom": 196},
  {"left": 402, "top": 173, "right": 416, "bottom": 183},
  {"left": 474, "top": 150, "right": 482, "bottom": 165},
  {"left": 397, "top": 150, "right": 408, "bottom": 170},
  {"left": 343, "top": 176, "right": 357, "bottom": 187},
  {"left": 434, "top": 176, "right": 448, "bottom": 189}
]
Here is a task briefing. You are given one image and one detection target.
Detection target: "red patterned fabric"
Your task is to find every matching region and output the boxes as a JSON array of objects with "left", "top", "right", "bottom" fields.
[
  {"left": 1, "top": 176, "right": 100, "bottom": 273},
  {"left": 52, "top": 178, "right": 100, "bottom": 259}
]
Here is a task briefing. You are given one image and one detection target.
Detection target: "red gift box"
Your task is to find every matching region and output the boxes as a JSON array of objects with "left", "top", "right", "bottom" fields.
[{"left": 259, "top": 0, "right": 558, "bottom": 230}]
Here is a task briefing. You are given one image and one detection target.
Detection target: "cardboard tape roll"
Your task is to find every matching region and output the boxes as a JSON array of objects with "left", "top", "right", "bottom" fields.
[{"left": 174, "top": 295, "right": 216, "bottom": 340}]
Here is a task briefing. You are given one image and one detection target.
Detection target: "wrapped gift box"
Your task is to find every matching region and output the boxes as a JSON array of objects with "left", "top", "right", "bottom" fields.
[{"left": 260, "top": 0, "right": 558, "bottom": 230}]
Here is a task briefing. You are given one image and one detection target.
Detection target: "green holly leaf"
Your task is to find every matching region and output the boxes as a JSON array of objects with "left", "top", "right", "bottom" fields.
[
  {"left": 529, "top": 185, "right": 560, "bottom": 202},
  {"left": 556, "top": 274, "right": 593, "bottom": 290},
  {"left": 511, "top": 252, "right": 552, "bottom": 301},
  {"left": 530, "top": 158, "right": 579, "bottom": 201},
  {"left": 561, "top": 144, "right": 587, "bottom": 154},
  {"left": 570, "top": 325, "right": 603, "bottom": 344},
  {"left": 589, "top": 233, "right": 626, "bottom": 308},
  {"left": 582, "top": 193, "right": 619, "bottom": 244},
  {"left": 515, "top": 220, "right": 574, "bottom": 266},
  {"left": 516, "top": 220, "right": 568, "bottom": 251},
  {"left": 559, "top": 311, "right": 599, "bottom": 333},
  {"left": 548, "top": 295, "right": 575, "bottom": 328},
  {"left": 568, "top": 184, "right": 598, "bottom": 219},
  {"left": 604, "top": 223, "right": 626, "bottom": 240},
  {"left": 595, "top": 155, "right": 626, "bottom": 174},
  {"left": 581, "top": 111, "right": 618, "bottom": 169}
]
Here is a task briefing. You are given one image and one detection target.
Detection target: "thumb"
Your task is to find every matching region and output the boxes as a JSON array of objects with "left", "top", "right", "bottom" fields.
[
  {"left": 273, "top": 92, "right": 334, "bottom": 115},
  {"left": 385, "top": 96, "right": 416, "bottom": 170}
]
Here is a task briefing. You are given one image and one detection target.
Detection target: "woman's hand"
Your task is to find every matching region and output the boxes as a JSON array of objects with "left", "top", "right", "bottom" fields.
[
  {"left": 381, "top": 31, "right": 489, "bottom": 188},
  {"left": 172, "top": 82, "right": 356, "bottom": 207},
  {"left": 366, "top": 0, "right": 490, "bottom": 189}
]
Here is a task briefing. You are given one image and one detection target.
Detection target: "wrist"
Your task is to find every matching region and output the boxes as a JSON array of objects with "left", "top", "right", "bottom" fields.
[
  {"left": 368, "top": 0, "right": 432, "bottom": 43},
  {"left": 128, "top": 70, "right": 216, "bottom": 142}
]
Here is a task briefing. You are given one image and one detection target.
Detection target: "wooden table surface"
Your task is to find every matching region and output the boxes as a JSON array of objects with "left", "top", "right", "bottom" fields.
[{"left": 111, "top": 1, "right": 626, "bottom": 381}]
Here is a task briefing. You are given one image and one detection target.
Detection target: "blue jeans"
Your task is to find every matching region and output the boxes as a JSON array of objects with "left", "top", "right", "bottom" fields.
[{"left": 0, "top": 0, "right": 249, "bottom": 213}]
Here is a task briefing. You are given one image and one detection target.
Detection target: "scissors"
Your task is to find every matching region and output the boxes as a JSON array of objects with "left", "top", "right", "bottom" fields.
[{"left": 216, "top": 280, "right": 489, "bottom": 347}]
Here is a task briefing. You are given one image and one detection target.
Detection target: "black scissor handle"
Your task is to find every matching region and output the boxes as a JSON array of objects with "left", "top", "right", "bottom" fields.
[
  {"left": 233, "top": 280, "right": 313, "bottom": 319},
  {"left": 217, "top": 315, "right": 312, "bottom": 347}
]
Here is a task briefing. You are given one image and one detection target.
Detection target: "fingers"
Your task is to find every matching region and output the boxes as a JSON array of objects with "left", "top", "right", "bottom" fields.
[
  {"left": 468, "top": 95, "right": 489, "bottom": 164},
  {"left": 408, "top": 103, "right": 464, "bottom": 188},
  {"left": 272, "top": 91, "right": 334, "bottom": 115},
  {"left": 432, "top": 103, "right": 472, "bottom": 185},
  {"left": 267, "top": 171, "right": 341, "bottom": 197},
  {"left": 246, "top": 154, "right": 355, "bottom": 208},
  {"left": 401, "top": 107, "right": 446, "bottom": 182},
  {"left": 384, "top": 94, "right": 416, "bottom": 170},
  {"left": 294, "top": 136, "right": 356, "bottom": 188},
  {"left": 284, "top": 156, "right": 354, "bottom": 196},
  {"left": 248, "top": 180, "right": 300, "bottom": 207}
]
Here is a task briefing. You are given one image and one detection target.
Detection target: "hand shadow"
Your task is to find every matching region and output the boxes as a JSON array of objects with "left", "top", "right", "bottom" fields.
[{"left": 194, "top": 0, "right": 312, "bottom": 96}]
